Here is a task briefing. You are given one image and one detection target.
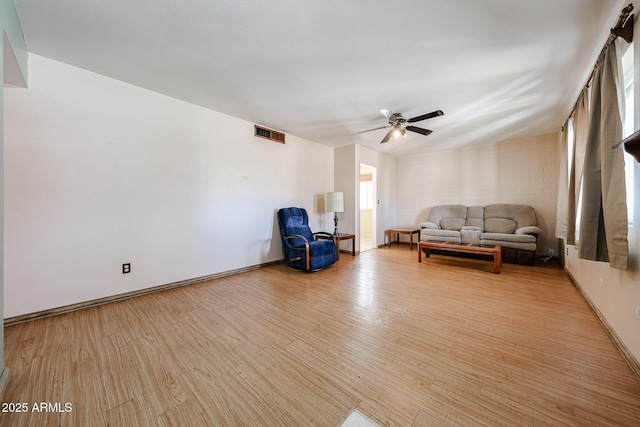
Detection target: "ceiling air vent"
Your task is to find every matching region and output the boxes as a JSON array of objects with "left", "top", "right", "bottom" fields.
[{"left": 254, "top": 125, "right": 285, "bottom": 144}]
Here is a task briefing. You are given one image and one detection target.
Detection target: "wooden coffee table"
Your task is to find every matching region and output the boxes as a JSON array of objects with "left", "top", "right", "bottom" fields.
[{"left": 418, "top": 240, "right": 502, "bottom": 274}]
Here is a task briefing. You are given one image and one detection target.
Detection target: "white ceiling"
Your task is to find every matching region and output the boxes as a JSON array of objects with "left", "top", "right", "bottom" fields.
[{"left": 13, "top": 0, "right": 627, "bottom": 157}]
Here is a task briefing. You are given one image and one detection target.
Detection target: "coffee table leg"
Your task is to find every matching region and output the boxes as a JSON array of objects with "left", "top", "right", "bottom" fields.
[
  {"left": 418, "top": 245, "right": 430, "bottom": 263},
  {"left": 493, "top": 247, "right": 502, "bottom": 274}
]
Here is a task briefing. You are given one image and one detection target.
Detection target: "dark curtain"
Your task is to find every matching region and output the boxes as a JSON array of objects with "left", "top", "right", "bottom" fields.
[{"left": 578, "top": 40, "right": 629, "bottom": 270}]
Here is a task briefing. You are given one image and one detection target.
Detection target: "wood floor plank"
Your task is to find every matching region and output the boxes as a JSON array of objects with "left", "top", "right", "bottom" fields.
[
  {"left": 105, "top": 395, "right": 155, "bottom": 427},
  {"left": 61, "top": 356, "right": 106, "bottom": 427},
  {"left": 94, "top": 333, "right": 144, "bottom": 411},
  {"left": 3, "top": 246, "right": 640, "bottom": 426},
  {"left": 125, "top": 334, "right": 188, "bottom": 418}
]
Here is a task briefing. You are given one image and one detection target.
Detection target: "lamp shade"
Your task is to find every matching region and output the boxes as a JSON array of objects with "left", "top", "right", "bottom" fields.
[{"left": 326, "top": 192, "right": 344, "bottom": 213}]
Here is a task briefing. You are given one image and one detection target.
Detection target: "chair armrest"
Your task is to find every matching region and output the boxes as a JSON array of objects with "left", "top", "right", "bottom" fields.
[
  {"left": 284, "top": 235, "right": 310, "bottom": 270},
  {"left": 313, "top": 232, "right": 335, "bottom": 240},
  {"left": 515, "top": 226, "right": 542, "bottom": 236},
  {"left": 419, "top": 221, "right": 439, "bottom": 230},
  {"left": 284, "top": 235, "right": 309, "bottom": 246}
]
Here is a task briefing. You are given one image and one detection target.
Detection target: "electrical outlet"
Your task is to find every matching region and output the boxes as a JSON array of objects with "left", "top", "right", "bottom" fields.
[
  {"left": 548, "top": 249, "right": 555, "bottom": 257},
  {"left": 122, "top": 263, "right": 131, "bottom": 274},
  {"left": 636, "top": 307, "right": 640, "bottom": 323}
]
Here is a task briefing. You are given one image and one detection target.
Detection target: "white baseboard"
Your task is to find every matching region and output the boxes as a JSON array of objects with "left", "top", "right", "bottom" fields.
[{"left": 566, "top": 269, "right": 640, "bottom": 381}]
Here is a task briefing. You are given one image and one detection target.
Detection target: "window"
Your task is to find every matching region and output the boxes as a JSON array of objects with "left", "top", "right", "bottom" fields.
[{"left": 360, "top": 181, "right": 373, "bottom": 210}]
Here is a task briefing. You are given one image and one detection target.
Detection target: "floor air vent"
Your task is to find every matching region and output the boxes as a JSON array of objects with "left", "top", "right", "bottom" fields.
[{"left": 254, "top": 125, "right": 285, "bottom": 144}]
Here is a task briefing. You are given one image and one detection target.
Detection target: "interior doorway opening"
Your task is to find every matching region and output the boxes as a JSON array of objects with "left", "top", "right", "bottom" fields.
[{"left": 359, "top": 164, "right": 376, "bottom": 252}]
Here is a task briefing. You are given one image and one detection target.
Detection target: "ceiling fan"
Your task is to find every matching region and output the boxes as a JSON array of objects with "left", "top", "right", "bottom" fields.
[{"left": 357, "top": 108, "right": 444, "bottom": 143}]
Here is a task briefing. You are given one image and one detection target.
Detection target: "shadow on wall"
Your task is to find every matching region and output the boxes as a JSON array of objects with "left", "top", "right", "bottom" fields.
[
  {"left": 533, "top": 211, "right": 550, "bottom": 255},
  {"left": 315, "top": 193, "right": 326, "bottom": 213},
  {"left": 270, "top": 210, "right": 284, "bottom": 262},
  {"left": 315, "top": 193, "right": 330, "bottom": 231},
  {"left": 416, "top": 207, "right": 435, "bottom": 226}
]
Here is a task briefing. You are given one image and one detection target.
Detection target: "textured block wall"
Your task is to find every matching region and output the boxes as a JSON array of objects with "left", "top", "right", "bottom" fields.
[{"left": 395, "top": 134, "right": 559, "bottom": 255}]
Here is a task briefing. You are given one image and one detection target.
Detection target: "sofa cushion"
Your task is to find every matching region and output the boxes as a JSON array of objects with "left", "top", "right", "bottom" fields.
[
  {"left": 481, "top": 232, "right": 536, "bottom": 251},
  {"left": 421, "top": 229, "right": 461, "bottom": 243},
  {"left": 428, "top": 205, "right": 467, "bottom": 226},
  {"left": 481, "top": 233, "right": 536, "bottom": 243},
  {"left": 484, "top": 218, "right": 517, "bottom": 234},
  {"left": 440, "top": 217, "right": 465, "bottom": 231},
  {"left": 460, "top": 227, "right": 482, "bottom": 244},
  {"left": 485, "top": 204, "right": 537, "bottom": 229},
  {"left": 465, "top": 206, "right": 485, "bottom": 230}
]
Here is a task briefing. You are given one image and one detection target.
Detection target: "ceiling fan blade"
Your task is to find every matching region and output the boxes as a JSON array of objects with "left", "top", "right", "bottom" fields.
[
  {"left": 380, "top": 108, "right": 393, "bottom": 119},
  {"left": 407, "top": 125, "right": 433, "bottom": 136},
  {"left": 380, "top": 128, "right": 395, "bottom": 143},
  {"left": 355, "top": 125, "right": 390, "bottom": 135},
  {"left": 407, "top": 110, "right": 444, "bottom": 123}
]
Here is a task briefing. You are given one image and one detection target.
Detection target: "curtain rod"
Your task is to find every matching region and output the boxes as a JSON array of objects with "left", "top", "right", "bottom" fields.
[{"left": 565, "top": 3, "right": 634, "bottom": 125}]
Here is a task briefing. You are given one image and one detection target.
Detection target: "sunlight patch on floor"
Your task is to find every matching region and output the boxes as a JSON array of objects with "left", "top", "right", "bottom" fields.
[
  {"left": 339, "top": 410, "right": 378, "bottom": 427},
  {"left": 360, "top": 238, "right": 373, "bottom": 252}
]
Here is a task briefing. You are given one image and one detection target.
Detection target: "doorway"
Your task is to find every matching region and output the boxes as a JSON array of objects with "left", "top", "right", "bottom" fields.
[{"left": 359, "top": 164, "right": 376, "bottom": 252}]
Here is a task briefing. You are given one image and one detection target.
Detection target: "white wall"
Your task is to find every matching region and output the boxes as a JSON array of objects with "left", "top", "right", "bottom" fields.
[
  {"left": 395, "top": 135, "right": 559, "bottom": 255},
  {"left": 4, "top": 54, "right": 334, "bottom": 318}
]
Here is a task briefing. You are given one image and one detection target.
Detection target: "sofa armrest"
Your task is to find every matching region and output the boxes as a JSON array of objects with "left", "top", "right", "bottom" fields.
[
  {"left": 419, "top": 221, "right": 439, "bottom": 230},
  {"left": 515, "top": 226, "right": 542, "bottom": 236}
]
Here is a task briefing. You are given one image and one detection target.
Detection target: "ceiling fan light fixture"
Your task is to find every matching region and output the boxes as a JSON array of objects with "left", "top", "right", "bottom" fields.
[{"left": 358, "top": 108, "right": 443, "bottom": 144}]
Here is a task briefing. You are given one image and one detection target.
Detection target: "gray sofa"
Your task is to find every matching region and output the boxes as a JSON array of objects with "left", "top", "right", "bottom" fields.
[{"left": 420, "top": 204, "right": 542, "bottom": 265}]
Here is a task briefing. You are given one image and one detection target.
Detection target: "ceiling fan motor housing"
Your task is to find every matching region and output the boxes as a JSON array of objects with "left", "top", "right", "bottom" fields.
[{"left": 389, "top": 113, "right": 407, "bottom": 126}]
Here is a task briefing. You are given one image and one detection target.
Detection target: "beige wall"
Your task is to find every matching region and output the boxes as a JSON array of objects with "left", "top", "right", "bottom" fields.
[
  {"left": 395, "top": 134, "right": 560, "bottom": 255},
  {"left": 360, "top": 210, "right": 372, "bottom": 239}
]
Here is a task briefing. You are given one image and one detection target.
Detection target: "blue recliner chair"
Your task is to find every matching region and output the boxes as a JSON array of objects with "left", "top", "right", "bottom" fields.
[{"left": 277, "top": 207, "right": 337, "bottom": 271}]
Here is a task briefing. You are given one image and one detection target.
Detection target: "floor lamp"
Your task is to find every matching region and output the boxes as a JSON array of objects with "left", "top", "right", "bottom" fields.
[{"left": 326, "top": 192, "right": 344, "bottom": 236}]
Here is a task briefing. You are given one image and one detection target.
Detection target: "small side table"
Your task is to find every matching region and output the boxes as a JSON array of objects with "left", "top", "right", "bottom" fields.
[
  {"left": 333, "top": 233, "right": 356, "bottom": 260},
  {"left": 317, "top": 233, "right": 356, "bottom": 260},
  {"left": 385, "top": 228, "right": 421, "bottom": 250}
]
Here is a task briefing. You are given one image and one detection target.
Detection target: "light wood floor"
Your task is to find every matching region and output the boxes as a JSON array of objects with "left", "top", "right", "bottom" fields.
[{"left": 3, "top": 246, "right": 640, "bottom": 426}]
